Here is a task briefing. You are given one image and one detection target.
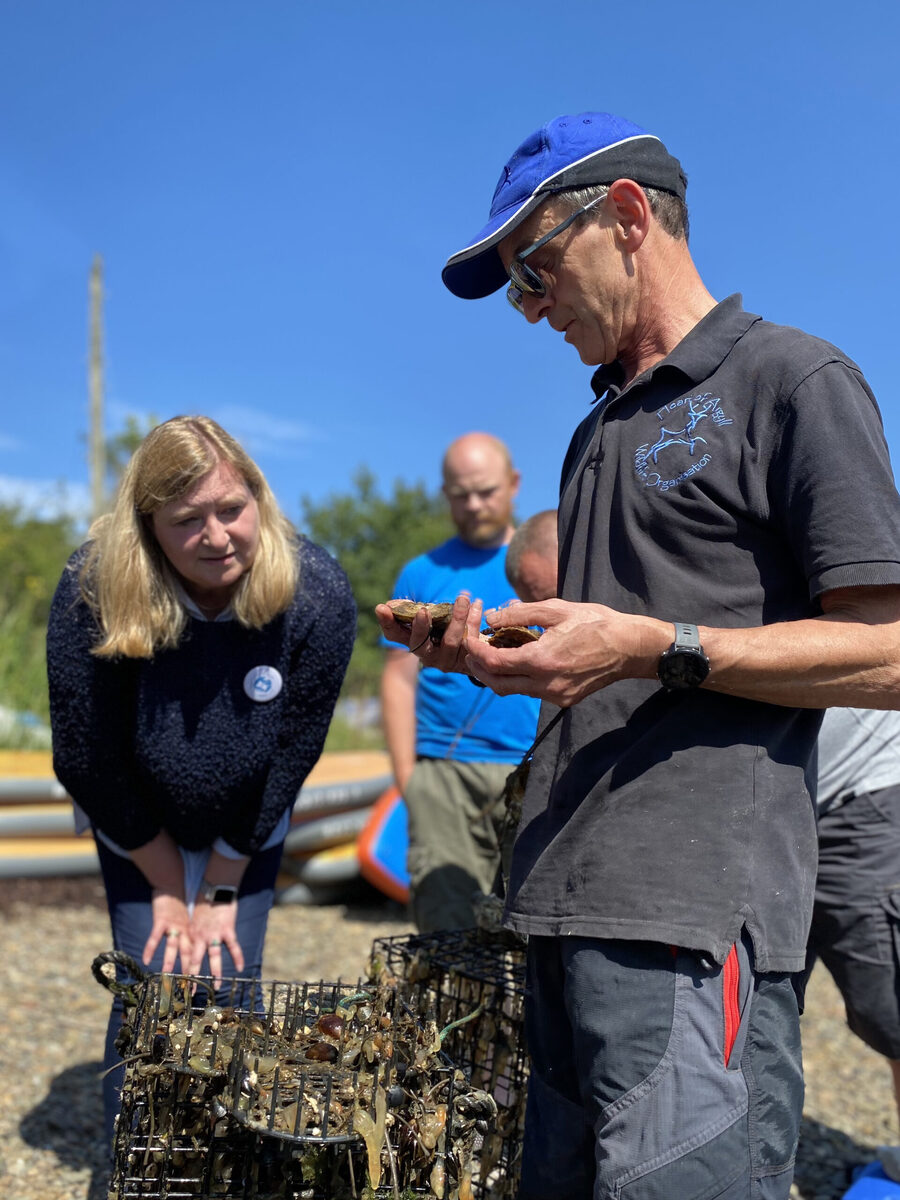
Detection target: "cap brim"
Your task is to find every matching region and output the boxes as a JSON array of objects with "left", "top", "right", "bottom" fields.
[
  {"left": 441, "top": 193, "right": 548, "bottom": 300},
  {"left": 442, "top": 134, "right": 685, "bottom": 300}
]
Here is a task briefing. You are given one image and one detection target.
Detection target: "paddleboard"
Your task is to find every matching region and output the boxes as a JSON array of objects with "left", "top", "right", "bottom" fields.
[
  {"left": 291, "top": 775, "right": 390, "bottom": 819},
  {"left": 0, "top": 797, "right": 378, "bottom": 845},
  {"left": 0, "top": 836, "right": 99, "bottom": 878},
  {"left": 274, "top": 874, "right": 354, "bottom": 907},
  {"left": 0, "top": 803, "right": 75, "bottom": 837},
  {"left": 0, "top": 750, "right": 55, "bottom": 777},
  {"left": 0, "top": 750, "right": 390, "bottom": 784},
  {"left": 283, "top": 806, "right": 372, "bottom": 854},
  {"left": 288, "top": 841, "right": 360, "bottom": 886},
  {"left": 275, "top": 880, "right": 318, "bottom": 906},
  {"left": 356, "top": 787, "right": 410, "bottom": 904},
  {"left": 0, "top": 750, "right": 390, "bottom": 879},
  {"left": 0, "top": 772, "right": 390, "bottom": 810},
  {"left": 0, "top": 778, "right": 68, "bottom": 804}
]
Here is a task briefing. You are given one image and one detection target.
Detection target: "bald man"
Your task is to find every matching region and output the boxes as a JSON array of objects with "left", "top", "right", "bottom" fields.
[
  {"left": 380, "top": 433, "right": 540, "bottom": 931},
  {"left": 504, "top": 509, "right": 559, "bottom": 604}
]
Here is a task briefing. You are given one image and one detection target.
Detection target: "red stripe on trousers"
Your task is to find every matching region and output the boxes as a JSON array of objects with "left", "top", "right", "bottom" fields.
[{"left": 723, "top": 942, "right": 740, "bottom": 1066}]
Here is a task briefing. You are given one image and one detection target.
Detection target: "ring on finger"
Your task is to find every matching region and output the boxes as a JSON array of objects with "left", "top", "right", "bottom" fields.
[
  {"left": 166, "top": 929, "right": 181, "bottom": 939},
  {"left": 209, "top": 938, "right": 222, "bottom": 947}
]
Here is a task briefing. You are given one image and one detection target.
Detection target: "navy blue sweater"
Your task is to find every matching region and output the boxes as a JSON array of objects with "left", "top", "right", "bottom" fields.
[{"left": 47, "top": 537, "right": 356, "bottom": 855}]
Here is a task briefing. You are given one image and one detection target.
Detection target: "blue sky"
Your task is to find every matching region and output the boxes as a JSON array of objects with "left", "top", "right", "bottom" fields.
[{"left": 2, "top": 1, "right": 899, "bottom": 530}]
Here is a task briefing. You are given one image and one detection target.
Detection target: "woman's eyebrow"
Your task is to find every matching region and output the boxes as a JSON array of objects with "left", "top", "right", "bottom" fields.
[{"left": 172, "top": 491, "right": 246, "bottom": 515}]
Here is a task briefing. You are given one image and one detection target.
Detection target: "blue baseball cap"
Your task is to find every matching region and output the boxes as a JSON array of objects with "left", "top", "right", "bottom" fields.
[{"left": 442, "top": 112, "right": 687, "bottom": 300}]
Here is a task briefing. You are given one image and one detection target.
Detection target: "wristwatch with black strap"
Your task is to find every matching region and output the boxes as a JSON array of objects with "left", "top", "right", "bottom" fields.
[
  {"left": 657, "top": 622, "right": 710, "bottom": 691},
  {"left": 199, "top": 878, "right": 239, "bottom": 905}
]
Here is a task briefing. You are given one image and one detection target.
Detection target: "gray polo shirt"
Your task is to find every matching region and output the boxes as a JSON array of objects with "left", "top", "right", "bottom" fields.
[
  {"left": 817, "top": 707, "right": 900, "bottom": 814},
  {"left": 505, "top": 295, "right": 900, "bottom": 972}
]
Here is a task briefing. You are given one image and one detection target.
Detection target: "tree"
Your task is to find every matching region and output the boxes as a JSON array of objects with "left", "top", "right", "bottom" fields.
[
  {"left": 78, "top": 412, "right": 161, "bottom": 515},
  {"left": 300, "top": 467, "right": 453, "bottom": 697},
  {"left": 105, "top": 413, "right": 161, "bottom": 498},
  {"left": 0, "top": 505, "right": 78, "bottom": 726},
  {"left": 0, "top": 408, "right": 156, "bottom": 740}
]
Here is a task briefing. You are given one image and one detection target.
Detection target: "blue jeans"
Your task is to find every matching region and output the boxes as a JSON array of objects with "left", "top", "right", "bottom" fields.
[
  {"left": 96, "top": 837, "right": 283, "bottom": 1149},
  {"left": 520, "top": 934, "right": 803, "bottom": 1200}
]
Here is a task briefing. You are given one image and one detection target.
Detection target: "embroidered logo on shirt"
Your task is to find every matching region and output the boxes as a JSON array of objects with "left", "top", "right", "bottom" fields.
[
  {"left": 633, "top": 392, "right": 732, "bottom": 492},
  {"left": 243, "top": 665, "right": 283, "bottom": 703}
]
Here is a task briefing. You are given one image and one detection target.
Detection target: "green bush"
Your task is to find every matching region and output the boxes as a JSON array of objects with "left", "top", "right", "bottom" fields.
[
  {"left": 301, "top": 466, "right": 453, "bottom": 698},
  {"left": 0, "top": 593, "right": 53, "bottom": 723},
  {"left": 322, "top": 713, "right": 386, "bottom": 754},
  {"left": 0, "top": 505, "right": 78, "bottom": 744}
]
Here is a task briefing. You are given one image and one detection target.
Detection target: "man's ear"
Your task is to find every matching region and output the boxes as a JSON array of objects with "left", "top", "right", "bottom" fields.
[{"left": 607, "top": 178, "right": 652, "bottom": 252}]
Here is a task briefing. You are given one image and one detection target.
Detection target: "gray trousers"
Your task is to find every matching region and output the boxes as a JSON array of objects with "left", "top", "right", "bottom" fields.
[
  {"left": 404, "top": 756, "right": 512, "bottom": 932},
  {"left": 520, "top": 933, "right": 803, "bottom": 1200}
]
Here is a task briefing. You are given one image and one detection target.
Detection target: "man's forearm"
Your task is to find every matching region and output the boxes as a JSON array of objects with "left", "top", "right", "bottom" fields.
[
  {"left": 380, "top": 654, "right": 418, "bottom": 789},
  {"left": 383, "top": 717, "right": 416, "bottom": 789},
  {"left": 700, "top": 600, "right": 900, "bottom": 709},
  {"left": 470, "top": 587, "right": 900, "bottom": 710}
]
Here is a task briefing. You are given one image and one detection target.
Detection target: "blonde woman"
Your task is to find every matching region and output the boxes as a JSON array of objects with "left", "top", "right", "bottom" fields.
[{"left": 46, "top": 416, "right": 356, "bottom": 1146}]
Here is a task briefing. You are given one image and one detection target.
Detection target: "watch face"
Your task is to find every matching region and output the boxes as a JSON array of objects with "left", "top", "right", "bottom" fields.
[
  {"left": 203, "top": 883, "right": 237, "bottom": 904},
  {"left": 659, "top": 648, "right": 710, "bottom": 690}
]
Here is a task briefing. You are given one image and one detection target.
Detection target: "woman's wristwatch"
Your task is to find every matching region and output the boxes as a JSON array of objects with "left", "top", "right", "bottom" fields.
[{"left": 199, "top": 879, "right": 239, "bottom": 904}]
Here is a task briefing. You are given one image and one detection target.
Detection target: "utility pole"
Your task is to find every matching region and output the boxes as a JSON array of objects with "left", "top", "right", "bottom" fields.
[{"left": 88, "top": 254, "right": 105, "bottom": 521}]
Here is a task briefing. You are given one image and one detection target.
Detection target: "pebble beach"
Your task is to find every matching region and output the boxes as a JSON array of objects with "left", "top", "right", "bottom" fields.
[{"left": 0, "top": 874, "right": 895, "bottom": 1200}]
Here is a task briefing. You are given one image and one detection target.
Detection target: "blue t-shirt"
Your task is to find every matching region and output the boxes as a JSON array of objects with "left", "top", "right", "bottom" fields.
[{"left": 384, "top": 537, "right": 540, "bottom": 763}]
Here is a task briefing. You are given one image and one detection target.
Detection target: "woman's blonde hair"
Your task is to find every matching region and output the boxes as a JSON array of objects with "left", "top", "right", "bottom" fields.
[{"left": 82, "top": 415, "right": 299, "bottom": 658}]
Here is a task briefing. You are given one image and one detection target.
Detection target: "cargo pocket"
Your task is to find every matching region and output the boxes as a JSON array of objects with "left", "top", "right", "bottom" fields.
[
  {"left": 599, "top": 950, "right": 751, "bottom": 1200},
  {"left": 882, "top": 887, "right": 900, "bottom": 961},
  {"left": 619, "top": 1115, "right": 749, "bottom": 1200},
  {"left": 745, "top": 971, "right": 803, "bottom": 1177},
  {"left": 845, "top": 887, "right": 900, "bottom": 1057}
]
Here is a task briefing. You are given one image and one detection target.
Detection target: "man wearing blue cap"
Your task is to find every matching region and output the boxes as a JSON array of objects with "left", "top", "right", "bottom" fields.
[{"left": 376, "top": 112, "right": 900, "bottom": 1199}]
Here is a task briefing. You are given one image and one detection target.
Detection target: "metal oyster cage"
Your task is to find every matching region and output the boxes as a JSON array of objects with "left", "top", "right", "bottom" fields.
[
  {"left": 102, "top": 963, "right": 495, "bottom": 1199},
  {"left": 368, "top": 931, "right": 529, "bottom": 1199}
]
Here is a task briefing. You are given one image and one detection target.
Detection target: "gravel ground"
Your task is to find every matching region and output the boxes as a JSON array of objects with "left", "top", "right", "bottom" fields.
[{"left": 0, "top": 875, "right": 896, "bottom": 1200}]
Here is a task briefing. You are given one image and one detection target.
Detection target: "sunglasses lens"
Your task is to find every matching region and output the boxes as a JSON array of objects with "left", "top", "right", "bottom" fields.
[
  {"left": 506, "top": 285, "right": 525, "bottom": 313},
  {"left": 508, "top": 258, "right": 545, "bottom": 298}
]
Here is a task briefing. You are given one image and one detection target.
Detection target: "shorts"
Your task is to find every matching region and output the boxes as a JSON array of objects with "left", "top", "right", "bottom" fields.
[
  {"left": 805, "top": 783, "right": 900, "bottom": 1060},
  {"left": 520, "top": 934, "right": 803, "bottom": 1200}
]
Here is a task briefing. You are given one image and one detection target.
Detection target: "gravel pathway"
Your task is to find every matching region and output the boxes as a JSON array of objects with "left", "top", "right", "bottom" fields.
[{"left": 0, "top": 876, "right": 895, "bottom": 1200}]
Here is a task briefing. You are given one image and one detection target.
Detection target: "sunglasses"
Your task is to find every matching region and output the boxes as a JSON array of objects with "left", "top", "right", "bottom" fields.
[{"left": 506, "top": 192, "right": 607, "bottom": 313}]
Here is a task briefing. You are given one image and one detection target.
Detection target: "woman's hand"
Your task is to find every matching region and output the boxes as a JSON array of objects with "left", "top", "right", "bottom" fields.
[
  {"left": 186, "top": 901, "right": 244, "bottom": 986},
  {"left": 184, "top": 847, "right": 248, "bottom": 984},
  {"left": 145, "top": 889, "right": 192, "bottom": 973},
  {"left": 128, "top": 830, "right": 190, "bottom": 972}
]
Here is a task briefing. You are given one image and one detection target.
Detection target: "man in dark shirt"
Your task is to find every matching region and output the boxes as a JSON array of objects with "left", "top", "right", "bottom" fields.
[{"left": 377, "top": 112, "right": 900, "bottom": 1200}]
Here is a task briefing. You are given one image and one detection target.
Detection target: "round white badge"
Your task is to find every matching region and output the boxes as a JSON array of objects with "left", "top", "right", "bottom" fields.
[{"left": 243, "top": 665, "right": 283, "bottom": 703}]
